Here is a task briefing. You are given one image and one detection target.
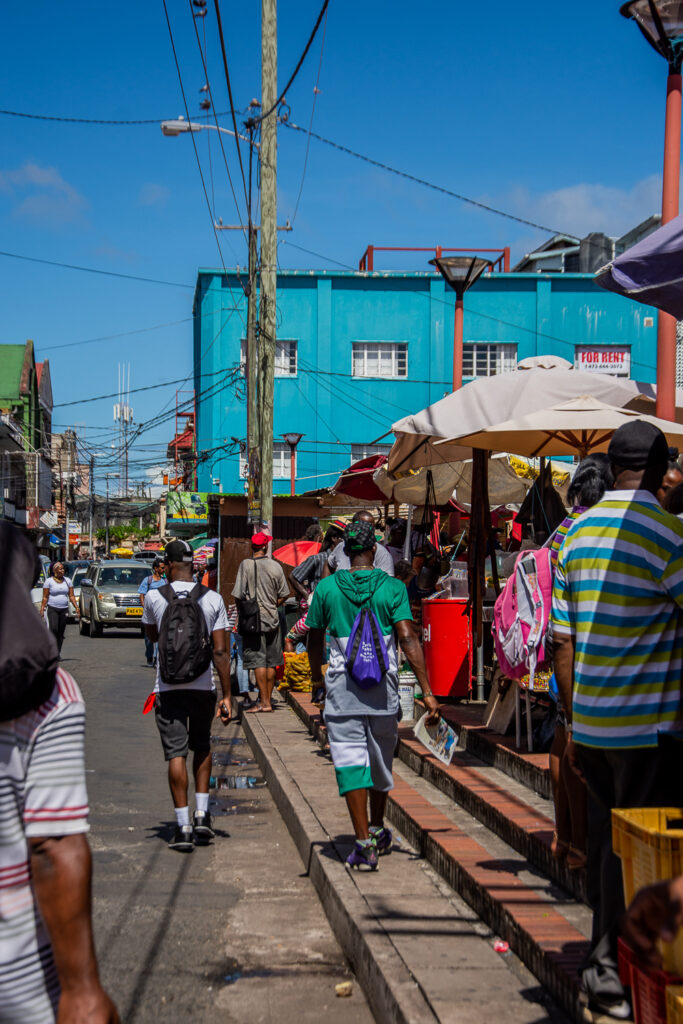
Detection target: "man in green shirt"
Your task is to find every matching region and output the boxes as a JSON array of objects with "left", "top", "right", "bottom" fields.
[{"left": 307, "top": 520, "right": 439, "bottom": 871}]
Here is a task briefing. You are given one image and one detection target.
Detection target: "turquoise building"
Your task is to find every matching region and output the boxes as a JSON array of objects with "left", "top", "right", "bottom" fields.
[{"left": 192, "top": 268, "right": 658, "bottom": 495}]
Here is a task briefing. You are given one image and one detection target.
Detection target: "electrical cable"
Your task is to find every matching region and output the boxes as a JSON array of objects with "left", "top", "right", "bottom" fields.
[
  {"left": 213, "top": 0, "right": 249, "bottom": 212},
  {"left": 254, "top": 0, "right": 331, "bottom": 125},
  {"left": 39, "top": 318, "right": 193, "bottom": 353},
  {"left": 0, "top": 249, "right": 193, "bottom": 288},
  {"left": 281, "top": 120, "right": 564, "bottom": 234},
  {"left": 53, "top": 365, "right": 237, "bottom": 408},
  {"left": 290, "top": 1, "right": 328, "bottom": 224}
]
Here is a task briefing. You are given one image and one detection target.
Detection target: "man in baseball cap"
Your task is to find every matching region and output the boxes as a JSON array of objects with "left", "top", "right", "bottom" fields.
[
  {"left": 232, "top": 530, "right": 290, "bottom": 712},
  {"left": 551, "top": 419, "right": 683, "bottom": 1018}
]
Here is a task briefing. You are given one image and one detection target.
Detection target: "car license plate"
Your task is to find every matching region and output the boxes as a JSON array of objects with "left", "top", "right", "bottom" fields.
[{"left": 126, "top": 608, "right": 143, "bottom": 616}]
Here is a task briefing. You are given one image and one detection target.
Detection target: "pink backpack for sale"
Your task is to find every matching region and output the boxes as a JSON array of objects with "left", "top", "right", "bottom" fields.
[{"left": 492, "top": 547, "right": 553, "bottom": 686}]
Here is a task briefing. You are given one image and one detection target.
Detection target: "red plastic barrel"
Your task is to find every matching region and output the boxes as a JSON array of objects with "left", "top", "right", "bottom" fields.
[{"left": 421, "top": 598, "right": 472, "bottom": 698}]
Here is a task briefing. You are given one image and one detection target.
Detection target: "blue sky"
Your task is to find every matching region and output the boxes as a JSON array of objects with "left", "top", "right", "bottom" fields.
[{"left": 0, "top": 0, "right": 673, "bottom": 490}]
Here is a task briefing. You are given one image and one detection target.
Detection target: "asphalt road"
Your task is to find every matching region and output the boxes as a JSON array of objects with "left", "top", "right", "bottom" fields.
[{"left": 60, "top": 624, "right": 373, "bottom": 1024}]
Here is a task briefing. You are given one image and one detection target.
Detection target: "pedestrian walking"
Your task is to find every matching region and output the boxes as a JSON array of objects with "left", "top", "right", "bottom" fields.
[
  {"left": 138, "top": 557, "right": 166, "bottom": 666},
  {"left": 324, "top": 511, "right": 395, "bottom": 576},
  {"left": 142, "top": 539, "right": 233, "bottom": 853},
  {"left": 307, "top": 520, "right": 440, "bottom": 871},
  {"left": 232, "top": 531, "right": 290, "bottom": 713},
  {"left": 290, "top": 521, "right": 345, "bottom": 608},
  {"left": 39, "top": 561, "right": 80, "bottom": 655},
  {"left": 551, "top": 420, "right": 683, "bottom": 1020},
  {"left": 0, "top": 522, "right": 118, "bottom": 1023}
]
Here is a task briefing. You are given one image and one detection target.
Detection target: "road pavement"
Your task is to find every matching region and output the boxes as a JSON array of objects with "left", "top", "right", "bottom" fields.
[{"left": 59, "top": 623, "right": 372, "bottom": 1024}]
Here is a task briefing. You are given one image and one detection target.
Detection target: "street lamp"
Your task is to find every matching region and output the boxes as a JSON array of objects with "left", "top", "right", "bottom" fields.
[
  {"left": 282, "top": 433, "right": 304, "bottom": 497},
  {"left": 160, "top": 117, "right": 252, "bottom": 145},
  {"left": 429, "top": 256, "right": 490, "bottom": 390},
  {"left": 104, "top": 472, "right": 120, "bottom": 556},
  {"left": 621, "top": 0, "right": 683, "bottom": 420}
]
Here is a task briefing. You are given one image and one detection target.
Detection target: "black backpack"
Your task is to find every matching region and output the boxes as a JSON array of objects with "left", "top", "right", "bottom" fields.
[{"left": 157, "top": 583, "right": 213, "bottom": 685}]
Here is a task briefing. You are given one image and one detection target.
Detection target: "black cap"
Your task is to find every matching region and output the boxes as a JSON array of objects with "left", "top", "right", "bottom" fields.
[
  {"left": 608, "top": 420, "right": 669, "bottom": 470},
  {"left": 344, "top": 520, "right": 376, "bottom": 553},
  {"left": 164, "top": 539, "right": 194, "bottom": 564}
]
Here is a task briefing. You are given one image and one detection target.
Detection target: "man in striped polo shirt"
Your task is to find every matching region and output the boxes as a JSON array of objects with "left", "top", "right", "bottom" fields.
[{"left": 552, "top": 420, "right": 683, "bottom": 1020}]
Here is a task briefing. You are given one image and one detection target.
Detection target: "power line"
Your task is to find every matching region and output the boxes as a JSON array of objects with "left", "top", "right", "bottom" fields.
[
  {"left": 290, "top": 0, "right": 329, "bottom": 225},
  {"left": 40, "top": 318, "right": 193, "bottom": 353},
  {"left": 53, "top": 366, "right": 234, "bottom": 408},
  {"left": 280, "top": 239, "right": 352, "bottom": 268},
  {"left": 281, "top": 120, "right": 564, "bottom": 234},
  {"left": 253, "top": 0, "right": 331, "bottom": 125},
  {"left": 0, "top": 249, "right": 193, "bottom": 288},
  {"left": 213, "top": 0, "right": 249, "bottom": 212}
]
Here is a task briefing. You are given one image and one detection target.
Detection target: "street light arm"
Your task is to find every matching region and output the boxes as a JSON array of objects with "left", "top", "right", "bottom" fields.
[{"left": 160, "top": 118, "right": 256, "bottom": 148}]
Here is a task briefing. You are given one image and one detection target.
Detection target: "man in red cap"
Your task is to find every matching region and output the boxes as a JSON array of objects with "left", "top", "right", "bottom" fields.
[{"left": 232, "top": 531, "right": 290, "bottom": 712}]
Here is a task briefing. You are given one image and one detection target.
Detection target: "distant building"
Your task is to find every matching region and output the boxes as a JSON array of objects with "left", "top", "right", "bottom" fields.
[
  {"left": 512, "top": 215, "right": 662, "bottom": 274},
  {"left": 0, "top": 340, "right": 54, "bottom": 541},
  {"left": 192, "top": 240, "right": 660, "bottom": 495}
]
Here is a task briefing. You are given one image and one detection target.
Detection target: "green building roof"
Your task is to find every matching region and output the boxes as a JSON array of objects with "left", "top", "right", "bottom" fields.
[{"left": 0, "top": 343, "right": 28, "bottom": 405}]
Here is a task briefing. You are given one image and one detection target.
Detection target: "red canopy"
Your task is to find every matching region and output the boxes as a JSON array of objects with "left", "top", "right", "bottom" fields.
[
  {"left": 273, "top": 540, "right": 321, "bottom": 568},
  {"left": 332, "top": 454, "right": 388, "bottom": 502}
]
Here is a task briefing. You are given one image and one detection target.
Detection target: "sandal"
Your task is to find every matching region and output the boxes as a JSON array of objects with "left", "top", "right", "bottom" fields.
[{"left": 551, "top": 832, "right": 569, "bottom": 860}]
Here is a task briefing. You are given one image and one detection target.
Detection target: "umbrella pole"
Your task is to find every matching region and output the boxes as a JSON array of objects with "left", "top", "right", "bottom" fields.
[{"left": 404, "top": 505, "right": 413, "bottom": 560}]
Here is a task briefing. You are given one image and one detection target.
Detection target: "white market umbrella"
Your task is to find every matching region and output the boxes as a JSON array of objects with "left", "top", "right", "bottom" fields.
[
  {"left": 434, "top": 395, "right": 683, "bottom": 459},
  {"left": 388, "top": 362, "right": 679, "bottom": 472}
]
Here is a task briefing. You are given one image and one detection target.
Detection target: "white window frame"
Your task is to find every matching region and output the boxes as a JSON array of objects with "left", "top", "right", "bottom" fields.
[
  {"left": 350, "top": 443, "right": 392, "bottom": 462},
  {"left": 462, "top": 343, "right": 517, "bottom": 378},
  {"left": 351, "top": 342, "right": 408, "bottom": 379},
  {"left": 240, "top": 338, "right": 297, "bottom": 377},
  {"left": 239, "top": 441, "right": 292, "bottom": 480}
]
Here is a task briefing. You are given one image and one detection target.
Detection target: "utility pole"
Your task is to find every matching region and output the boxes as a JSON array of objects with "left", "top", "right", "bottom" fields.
[
  {"left": 246, "top": 216, "right": 261, "bottom": 525},
  {"left": 259, "top": 0, "right": 277, "bottom": 533}
]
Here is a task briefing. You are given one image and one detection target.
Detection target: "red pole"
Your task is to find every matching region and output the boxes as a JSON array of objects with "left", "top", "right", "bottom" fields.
[
  {"left": 290, "top": 444, "right": 296, "bottom": 497},
  {"left": 656, "top": 72, "right": 682, "bottom": 421},
  {"left": 503, "top": 247, "right": 510, "bottom": 273},
  {"left": 453, "top": 297, "right": 464, "bottom": 390}
]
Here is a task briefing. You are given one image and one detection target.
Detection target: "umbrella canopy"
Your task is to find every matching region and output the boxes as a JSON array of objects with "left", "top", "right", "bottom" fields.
[
  {"left": 435, "top": 395, "right": 683, "bottom": 459},
  {"left": 373, "top": 462, "right": 461, "bottom": 505},
  {"left": 332, "top": 454, "right": 388, "bottom": 502},
  {"left": 110, "top": 546, "right": 134, "bottom": 557},
  {"left": 595, "top": 214, "right": 683, "bottom": 319},
  {"left": 273, "top": 540, "right": 321, "bottom": 568},
  {"left": 388, "top": 364, "right": 654, "bottom": 472}
]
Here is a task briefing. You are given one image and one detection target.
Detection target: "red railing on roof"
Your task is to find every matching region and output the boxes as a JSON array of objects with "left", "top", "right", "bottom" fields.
[{"left": 358, "top": 245, "right": 510, "bottom": 273}]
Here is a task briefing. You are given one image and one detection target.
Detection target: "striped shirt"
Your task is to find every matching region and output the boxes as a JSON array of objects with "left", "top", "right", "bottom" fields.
[
  {"left": 551, "top": 490, "right": 683, "bottom": 749},
  {"left": 550, "top": 506, "right": 587, "bottom": 570},
  {"left": 0, "top": 669, "right": 89, "bottom": 1022}
]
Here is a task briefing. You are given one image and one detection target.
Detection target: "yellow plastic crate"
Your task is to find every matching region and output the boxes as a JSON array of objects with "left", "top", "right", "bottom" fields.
[
  {"left": 612, "top": 808, "right": 683, "bottom": 975},
  {"left": 666, "top": 985, "right": 683, "bottom": 1024}
]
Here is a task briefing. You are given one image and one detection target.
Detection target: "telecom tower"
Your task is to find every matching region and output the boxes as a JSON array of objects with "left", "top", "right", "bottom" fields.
[{"left": 113, "top": 363, "right": 133, "bottom": 497}]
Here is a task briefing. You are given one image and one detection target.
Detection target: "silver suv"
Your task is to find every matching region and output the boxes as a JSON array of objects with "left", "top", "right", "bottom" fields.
[{"left": 79, "top": 560, "right": 153, "bottom": 637}]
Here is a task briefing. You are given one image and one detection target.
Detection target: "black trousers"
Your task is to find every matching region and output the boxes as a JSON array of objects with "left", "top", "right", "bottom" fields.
[
  {"left": 47, "top": 606, "right": 68, "bottom": 653},
  {"left": 577, "top": 743, "right": 680, "bottom": 966}
]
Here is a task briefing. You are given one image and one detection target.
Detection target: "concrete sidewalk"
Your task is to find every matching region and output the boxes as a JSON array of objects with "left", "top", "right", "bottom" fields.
[{"left": 242, "top": 700, "right": 570, "bottom": 1024}]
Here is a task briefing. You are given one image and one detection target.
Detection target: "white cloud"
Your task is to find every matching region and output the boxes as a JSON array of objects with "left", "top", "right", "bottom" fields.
[
  {"left": 0, "top": 160, "right": 87, "bottom": 226},
  {"left": 138, "top": 183, "right": 170, "bottom": 206}
]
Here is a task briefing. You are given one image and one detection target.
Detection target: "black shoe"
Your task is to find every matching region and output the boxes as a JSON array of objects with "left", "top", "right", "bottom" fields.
[
  {"left": 168, "top": 825, "right": 194, "bottom": 852},
  {"left": 193, "top": 811, "right": 215, "bottom": 844},
  {"left": 146, "top": 660, "right": 154, "bottom": 667},
  {"left": 241, "top": 694, "right": 256, "bottom": 710}
]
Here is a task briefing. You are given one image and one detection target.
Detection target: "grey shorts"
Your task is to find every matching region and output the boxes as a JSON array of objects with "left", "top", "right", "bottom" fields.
[
  {"left": 241, "top": 629, "right": 282, "bottom": 669},
  {"left": 154, "top": 690, "right": 215, "bottom": 760},
  {"left": 325, "top": 714, "right": 399, "bottom": 796}
]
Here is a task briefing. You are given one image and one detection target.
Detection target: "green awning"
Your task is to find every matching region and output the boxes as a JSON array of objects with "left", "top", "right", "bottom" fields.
[{"left": 188, "top": 533, "right": 209, "bottom": 550}]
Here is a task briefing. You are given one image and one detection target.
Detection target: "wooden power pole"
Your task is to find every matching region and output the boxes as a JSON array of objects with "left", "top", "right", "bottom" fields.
[{"left": 259, "top": 0, "right": 277, "bottom": 532}]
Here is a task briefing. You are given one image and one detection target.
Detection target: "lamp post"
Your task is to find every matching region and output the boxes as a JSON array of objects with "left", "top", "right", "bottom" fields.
[
  {"left": 429, "top": 256, "right": 490, "bottom": 390},
  {"left": 621, "top": 0, "right": 683, "bottom": 420},
  {"left": 282, "top": 433, "right": 304, "bottom": 497},
  {"left": 104, "top": 472, "right": 120, "bottom": 556}
]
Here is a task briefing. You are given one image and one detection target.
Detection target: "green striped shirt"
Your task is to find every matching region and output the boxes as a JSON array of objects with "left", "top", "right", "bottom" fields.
[{"left": 551, "top": 490, "right": 683, "bottom": 749}]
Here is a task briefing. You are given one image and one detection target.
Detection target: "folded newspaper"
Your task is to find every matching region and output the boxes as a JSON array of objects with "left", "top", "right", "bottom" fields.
[{"left": 413, "top": 712, "right": 458, "bottom": 766}]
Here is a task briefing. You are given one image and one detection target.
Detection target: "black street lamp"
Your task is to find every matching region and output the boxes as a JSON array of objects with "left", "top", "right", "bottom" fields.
[
  {"left": 282, "top": 433, "right": 304, "bottom": 497},
  {"left": 429, "top": 256, "right": 490, "bottom": 389},
  {"left": 621, "top": 0, "right": 683, "bottom": 420}
]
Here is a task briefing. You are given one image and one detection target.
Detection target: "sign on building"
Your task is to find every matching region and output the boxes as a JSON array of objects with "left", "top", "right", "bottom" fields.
[
  {"left": 166, "top": 492, "right": 209, "bottom": 522},
  {"left": 40, "top": 511, "right": 58, "bottom": 528},
  {"left": 575, "top": 346, "right": 631, "bottom": 377}
]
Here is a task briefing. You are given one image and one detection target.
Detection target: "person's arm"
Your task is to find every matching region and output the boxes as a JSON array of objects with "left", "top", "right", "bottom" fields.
[
  {"left": 68, "top": 587, "right": 80, "bottom": 618},
  {"left": 622, "top": 876, "right": 683, "bottom": 969},
  {"left": 40, "top": 584, "right": 49, "bottom": 616},
  {"left": 212, "top": 627, "right": 233, "bottom": 722},
  {"left": 394, "top": 619, "right": 440, "bottom": 723},
  {"left": 549, "top": 553, "right": 582, "bottom": 775},
  {"left": 276, "top": 564, "right": 291, "bottom": 607},
  {"left": 141, "top": 593, "right": 158, "bottom": 643},
  {"left": 29, "top": 834, "right": 119, "bottom": 1023}
]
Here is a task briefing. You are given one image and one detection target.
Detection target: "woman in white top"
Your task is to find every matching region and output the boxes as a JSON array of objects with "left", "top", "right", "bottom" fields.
[{"left": 39, "top": 563, "right": 80, "bottom": 654}]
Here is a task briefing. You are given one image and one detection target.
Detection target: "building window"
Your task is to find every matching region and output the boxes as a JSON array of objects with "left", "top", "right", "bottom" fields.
[
  {"left": 463, "top": 343, "right": 517, "bottom": 378},
  {"left": 350, "top": 443, "right": 392, "bottom": 462},
  {"left": 352, "top": 342, "right": 407, "bottom": 378},
  {"left": 239, "top": 441, "right": 292, "bottom": 480},
  {"left": 574, "top": 345, "right": 631, "bottom": 378},
  {"left": 240, "top": 339, "right": 297, "bottom": 377}
]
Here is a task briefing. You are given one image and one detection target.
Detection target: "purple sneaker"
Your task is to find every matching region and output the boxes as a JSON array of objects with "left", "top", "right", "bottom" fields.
[
  {"left": 370, "top": 827, "right": 393, "bottom": 855},
  {"left": 346, "top": 839, "right": 378, "bottom": 871}
]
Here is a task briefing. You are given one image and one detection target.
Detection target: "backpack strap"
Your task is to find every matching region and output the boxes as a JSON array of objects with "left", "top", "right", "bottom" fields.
[
  {"left": 159, "top": 583, "right": 177, "bottom": 603},
  {"left": 189, "top": 583, "right": 209, "bottom": 602}
]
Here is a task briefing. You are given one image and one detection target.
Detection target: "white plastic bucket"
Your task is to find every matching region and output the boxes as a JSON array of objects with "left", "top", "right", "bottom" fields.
[{"left": 398, "top": 672, "right": 416, "bottom": 722}]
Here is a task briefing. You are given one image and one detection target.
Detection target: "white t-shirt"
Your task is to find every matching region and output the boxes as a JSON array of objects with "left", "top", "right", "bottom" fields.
[
  {"left": 142, "top": 581, "right": 229, "bottom": 693},
  {"left": 43, "top": 576, "right": 72, "bottom": 610},
  {"left": 327, "top": 542, "right": 395, "bottom": 576},
  {"left": 0, "top": 669, "right": 89, "bottom": 1021}
]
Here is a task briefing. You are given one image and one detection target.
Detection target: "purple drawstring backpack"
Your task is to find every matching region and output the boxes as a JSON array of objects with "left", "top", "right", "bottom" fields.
[{"left": 345, "top": 607, "right": 389, "bottom": 688}]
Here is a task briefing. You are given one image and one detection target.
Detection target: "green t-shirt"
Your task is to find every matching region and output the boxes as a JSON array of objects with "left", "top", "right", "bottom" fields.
[{"left": 307, "top": 568, "right": 413, "bottom": 716}]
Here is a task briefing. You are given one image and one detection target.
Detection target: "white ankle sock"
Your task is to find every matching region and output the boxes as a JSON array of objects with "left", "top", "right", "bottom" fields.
[
  {"left": 195, "top": 792, "right": 209, "bottom": 814},
  {"left": 175, "top": 806, "right": 190, "bottom": 827}
]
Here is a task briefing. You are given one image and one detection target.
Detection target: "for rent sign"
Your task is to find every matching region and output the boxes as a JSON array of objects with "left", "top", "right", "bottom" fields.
[{"left": 575, "top": 346, "right": 631, "bottom": 377}]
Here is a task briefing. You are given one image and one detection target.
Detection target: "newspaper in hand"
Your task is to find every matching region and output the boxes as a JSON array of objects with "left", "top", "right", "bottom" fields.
[{"left": 413, "top": 712, "right": 458, "bottom": 766}]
